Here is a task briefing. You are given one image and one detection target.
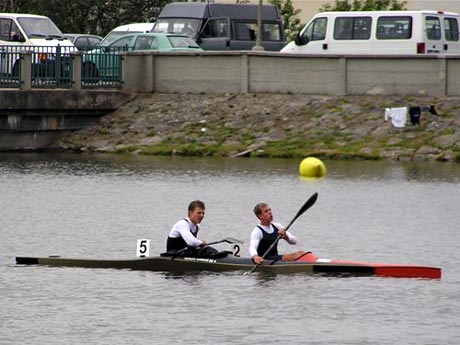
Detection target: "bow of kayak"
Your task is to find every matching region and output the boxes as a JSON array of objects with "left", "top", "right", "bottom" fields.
[{"left": 296, "top": 253, "right": 441, "bottom": 279}]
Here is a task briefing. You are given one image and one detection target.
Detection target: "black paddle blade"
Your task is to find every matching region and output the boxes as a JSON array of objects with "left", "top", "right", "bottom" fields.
[
  {"left": 222, "top": 237, "right": 244, "bottom": 245},
  {"left": 285, "top": 192, "right": 318, "bottom": 230}
]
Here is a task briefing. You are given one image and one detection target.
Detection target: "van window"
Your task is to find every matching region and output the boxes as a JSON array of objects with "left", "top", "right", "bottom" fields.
[
  {"left": 426, "top": 16, "right": 441, "bottom": 40},
  {"left": 153, "top": 19, "right": 201, "bottom": 37},
  {"left": 234, "top": 22, "right": 257, "bottom": 40},
  {"left": 0, "top": 19, "right": 23, "bottom": 41},
  {"left": 334, "top": 17, "right": 371, "bottom": 40},
  {"left": 444, "top": 17, "right": 459, "bottom": 41},
  {"left": 232, "top": 21, "right": 282, "bottom": 41},
  {"left": 302, "top": 17, "right": 327, "bottom": 41},
  {"left": 262, "top": 23, "right": 282, "bottom": 41},
  {"left": 202, "top": 19, "right": 229, "bottom": 38},
  {"left": 376, "top": 16, "right": 412, "bottom": 39}
]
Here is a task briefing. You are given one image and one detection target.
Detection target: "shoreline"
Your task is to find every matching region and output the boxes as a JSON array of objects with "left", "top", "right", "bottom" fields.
[{"left": 53, "top": 93, "right": 460, "bottom": 162}]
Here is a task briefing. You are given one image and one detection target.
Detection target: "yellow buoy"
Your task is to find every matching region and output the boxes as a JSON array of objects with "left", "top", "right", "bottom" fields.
[{"left": 299, "top": 157, "right": 327, "bottom": 178}]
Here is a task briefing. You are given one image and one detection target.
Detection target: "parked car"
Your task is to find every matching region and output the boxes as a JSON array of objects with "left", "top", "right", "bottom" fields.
[
  {"left": 82, "top": 33, "right": 202, "bottom": 81},
  {"left": 99, "top": 22, "right": 155, "bottom": 47},
  {"left": 64, "top": 34, "right": 102, "bottom": 51}
]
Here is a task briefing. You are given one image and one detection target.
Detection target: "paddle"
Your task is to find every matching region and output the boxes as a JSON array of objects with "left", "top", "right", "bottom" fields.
[
  {"left": 171, "top": 237, "right": 244, "bottom": 260},
  {"left": 246, "top": 192, "right": 318, "bottom": 274}
]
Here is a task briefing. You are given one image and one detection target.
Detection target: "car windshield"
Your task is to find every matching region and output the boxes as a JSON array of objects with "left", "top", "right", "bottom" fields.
[
  {"left": 17, "top": 17, "right": 63, "bottom": 37},
  {"left": 168, "top": 36, "right": 200, "bottom": 48},
  {"left": 152, "top": 19, "right": 201, "bottom": 37}
]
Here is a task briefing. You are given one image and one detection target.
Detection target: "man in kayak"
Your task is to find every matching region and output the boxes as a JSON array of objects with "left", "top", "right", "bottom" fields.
[
  {"left": 250, "top": 202, "right": 306, "bottom": 264},
  {"left": 166, "top": 200, "right": 217, "bottom": 257}
]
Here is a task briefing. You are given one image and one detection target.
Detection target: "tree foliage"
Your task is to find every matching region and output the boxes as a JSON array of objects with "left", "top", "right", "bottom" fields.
[
  {"left": 0, "top": 0, "right": 304, "bottom": 41},
  {"left": 320, "top": 0, "right": 407, "bottom": 11},
  {"left": 0, "top": 0, "right": 301, "bottom": 39},
  {"left": 268, "top": 0, "right": 302, "bottom": 41},
  {"left": 0, "top": 0, "right": 169, "bottom": 36}
]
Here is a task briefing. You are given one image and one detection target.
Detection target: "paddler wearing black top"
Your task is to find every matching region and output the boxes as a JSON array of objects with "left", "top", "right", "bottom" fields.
[
  {"left": 249, "top": 202, "right": 306, "bottom": 264},
  {"left": 166, "top": 200, "right": 217, "bottom": 257}
]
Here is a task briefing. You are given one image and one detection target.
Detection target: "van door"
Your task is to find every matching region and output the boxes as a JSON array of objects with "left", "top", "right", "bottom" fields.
[
  {"left": 291, "top": 17, "right": 328, "bottom": 54},
  {"left": 198, "top": 18, "right": 231, "bottom": 50},
  {"left": 442, "top": 15, "right": 460, "bottom": 54},
  {"left": 260, "top": 21, "right": 285, "bottom": 51},
  {"left": 230, "top": 20, "right": 258, "bottom": 50},
  {"left": 227, "top": 20, "right": 285, "bottom": 51},
  {"left": 327, "top": 16, "right": 372, "bottom": 54},
  {"left": 424, "top": 15, "right": 443, "bottom": 54}
]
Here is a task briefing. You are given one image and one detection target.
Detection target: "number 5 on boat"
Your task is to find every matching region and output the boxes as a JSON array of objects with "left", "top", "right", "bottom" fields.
[{"left": 136, "top": 239, "right": 150, "bottom": 257}]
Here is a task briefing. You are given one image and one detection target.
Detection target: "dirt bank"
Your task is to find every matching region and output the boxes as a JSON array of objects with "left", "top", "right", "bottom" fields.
[{"left": 54, "top": 93, "right": 460, "bottom": 162}]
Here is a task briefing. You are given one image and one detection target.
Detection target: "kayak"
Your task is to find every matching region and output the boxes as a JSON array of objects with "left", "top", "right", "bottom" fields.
[
  {"left": 297, "top": 252, "right": 442, "bottom": 279},
  {"left": 15, "top": 252, "right": 441, "bottom": 279}
]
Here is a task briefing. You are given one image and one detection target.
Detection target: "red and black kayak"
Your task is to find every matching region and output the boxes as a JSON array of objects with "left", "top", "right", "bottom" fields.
[
  {"left": 15, "top": 252, "right": 441, "bottom": 279},
  {"left": 296, "top": 252, "right": 441, "bottom": 279}
]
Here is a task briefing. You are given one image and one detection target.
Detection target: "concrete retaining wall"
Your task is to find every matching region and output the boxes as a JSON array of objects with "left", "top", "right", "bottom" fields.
[
  {"left": 0, "top": 90, "right": 133, "bottom": 150},
  {"left": 121, "top": 51, "right": 460, "bottom": 96}
]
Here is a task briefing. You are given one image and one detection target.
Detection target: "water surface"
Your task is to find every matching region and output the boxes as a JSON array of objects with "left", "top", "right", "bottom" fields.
[{"left": 1, "top": 153, "right": 459, "bottom": 345}]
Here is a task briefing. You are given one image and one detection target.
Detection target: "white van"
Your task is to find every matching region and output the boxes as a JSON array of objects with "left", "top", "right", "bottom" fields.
[
  {"left": 99, "top": 23, "right": 155, "bottom": 47},
  {"left": 0, "top": 13, "right": 75, "bottom": 75},
  {"left": 281, "top": 10, "right": 460, "bottom": 55}
]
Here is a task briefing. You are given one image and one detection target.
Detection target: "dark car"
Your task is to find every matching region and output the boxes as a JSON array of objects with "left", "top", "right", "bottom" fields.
[{"left": 64, "top": 34, "right": 103, "bottom": 51}]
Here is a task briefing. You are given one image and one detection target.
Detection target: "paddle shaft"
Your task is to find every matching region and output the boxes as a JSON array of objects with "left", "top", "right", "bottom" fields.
[
  {"left": 248, "top": 192, "right": 318, "bottom": 274},
  {"left": 171, "top": 237, "right": 243, "bottom": 259}
]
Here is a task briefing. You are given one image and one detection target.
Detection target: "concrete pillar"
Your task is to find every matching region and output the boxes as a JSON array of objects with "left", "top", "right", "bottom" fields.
[
  {"left": 339, "top": 57, "right": 347, "bottom": 96},
  {"left": 19, "top": 51, "right": 32, "bottom": 91},
  {"left": 121, "top": 52, "right": 156, "bottom": 92},
  {"left": 144, "top": 54, "right": 155, "bottom": 92},
  {"left": 121, "top": 52, "right": 129, "bottom": 91},
  {"left": 240, "top": 53, "right": 249, "bottom": 93},
  {"left": 72, "top": 52, "right": 82, "bottom": 91},
  {"left": 438, "top": 57, "right": 447, "bottom": 96}
]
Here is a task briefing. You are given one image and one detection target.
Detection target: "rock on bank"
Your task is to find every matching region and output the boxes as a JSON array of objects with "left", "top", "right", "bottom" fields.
[{"left": 54, "top": 93, "right": 460, "bottom": 162}]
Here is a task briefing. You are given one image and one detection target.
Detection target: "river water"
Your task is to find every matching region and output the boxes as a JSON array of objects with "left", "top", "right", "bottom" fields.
[{"left": 1, "top": 153, "right": 459, "bottom": 345}]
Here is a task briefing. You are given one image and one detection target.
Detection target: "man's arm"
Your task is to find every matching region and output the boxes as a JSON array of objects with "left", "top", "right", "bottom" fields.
[{"left": 249, "top": 228, "right": 263, "bottom": 263}]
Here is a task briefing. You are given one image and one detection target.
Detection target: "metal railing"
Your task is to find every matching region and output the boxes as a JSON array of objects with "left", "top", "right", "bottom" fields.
[
  {"left": 80, "top": 46, "right": 123, "bottom": 89},
  {"left": 0, "top": 45, "right": 123, "bottom": 89}
]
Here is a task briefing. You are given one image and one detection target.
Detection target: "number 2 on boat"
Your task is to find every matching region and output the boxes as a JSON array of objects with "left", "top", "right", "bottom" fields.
[{"left": 136, "top": 239, "right": 150, "bottom": 257}]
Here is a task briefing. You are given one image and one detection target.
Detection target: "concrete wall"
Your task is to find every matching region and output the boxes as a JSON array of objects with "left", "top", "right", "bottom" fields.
[
  {"left": 0, "top": 90, "right": 133, "bottom": 150},
  {"left": 121, "top": 51, "right": 460, "bottom": 97}
]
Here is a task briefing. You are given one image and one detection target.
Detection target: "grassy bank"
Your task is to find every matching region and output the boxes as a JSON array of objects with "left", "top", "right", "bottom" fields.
[{"left": 54, "top": 93, "right": 460, "bottom": 162}]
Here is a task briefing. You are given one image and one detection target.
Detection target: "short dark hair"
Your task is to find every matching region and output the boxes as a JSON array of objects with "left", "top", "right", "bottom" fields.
[
  {"left": 188, "top": 200, "right": 205, "bottom": 212},
  {"left": 253, "top": 202, "right": 268, "bottom": 216}
]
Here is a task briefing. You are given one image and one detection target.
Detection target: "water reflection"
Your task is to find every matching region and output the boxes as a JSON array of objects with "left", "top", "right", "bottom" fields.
[{"left": 1, "top": 152, "right": 459, "bottom": 183}]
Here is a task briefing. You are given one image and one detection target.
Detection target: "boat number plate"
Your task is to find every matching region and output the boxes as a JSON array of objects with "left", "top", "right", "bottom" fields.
[{"left": 136, "top": 239, "right": 150, "bottom": 257}]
